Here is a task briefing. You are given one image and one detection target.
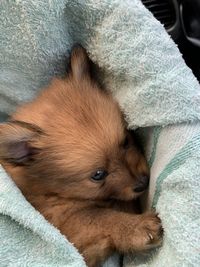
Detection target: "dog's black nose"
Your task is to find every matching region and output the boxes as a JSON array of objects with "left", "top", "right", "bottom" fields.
[{"left": 133, "top": 176, "right": 149, "bottom": 193}]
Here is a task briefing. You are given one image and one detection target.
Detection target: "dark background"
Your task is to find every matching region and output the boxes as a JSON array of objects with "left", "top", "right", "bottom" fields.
[{"left": 141, "top": 0, "right": 200, "bottom": 82}]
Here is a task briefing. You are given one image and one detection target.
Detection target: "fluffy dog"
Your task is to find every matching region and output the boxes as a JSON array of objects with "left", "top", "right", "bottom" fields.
[{"left": 0, "top": 46, "right": 162, "bottom": 267}]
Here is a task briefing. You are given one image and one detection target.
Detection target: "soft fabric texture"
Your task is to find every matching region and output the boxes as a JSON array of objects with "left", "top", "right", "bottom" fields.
[
  {"left": 125, "top": 123, "right": 200, "bottom": 267},
  {"left": 0, "top": 0, "right": 200, "bottom": 266}
]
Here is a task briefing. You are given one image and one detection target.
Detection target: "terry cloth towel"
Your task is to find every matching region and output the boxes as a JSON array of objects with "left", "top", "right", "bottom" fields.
[{"left": 0, "top": 0, "right": 200, "bottom": 266}]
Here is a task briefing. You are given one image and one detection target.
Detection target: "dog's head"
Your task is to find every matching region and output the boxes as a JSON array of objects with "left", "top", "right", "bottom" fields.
[{"left": 0, "top": 46, "right": 149, "bottom": 201}]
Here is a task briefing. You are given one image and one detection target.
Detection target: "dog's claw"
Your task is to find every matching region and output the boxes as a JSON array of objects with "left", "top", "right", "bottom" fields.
[{"left": 148, "top": 233, "right": 154, "bottom": 241}]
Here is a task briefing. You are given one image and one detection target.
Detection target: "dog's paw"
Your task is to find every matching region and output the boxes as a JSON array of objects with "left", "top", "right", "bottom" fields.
[{"left": 136, "top": 212, "right": 163, "bottom": 250}]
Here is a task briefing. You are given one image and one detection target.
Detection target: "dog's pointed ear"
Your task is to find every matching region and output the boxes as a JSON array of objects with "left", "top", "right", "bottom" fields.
[
  {"left": 70, "top": 45, "right": 91, "bottom": 81},
  {"left": 0, "top": 121, "right": 42, "bottom": 165}
]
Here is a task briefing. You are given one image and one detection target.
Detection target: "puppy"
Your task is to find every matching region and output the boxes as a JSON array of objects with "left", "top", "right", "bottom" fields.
[{"left": 0, "top": 46, "right": 162, "bottom": 267}]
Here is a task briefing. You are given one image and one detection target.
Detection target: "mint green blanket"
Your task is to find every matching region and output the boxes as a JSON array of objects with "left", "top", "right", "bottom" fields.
[{"left": 0, "top": 1, "right": 200, "bottom": 267}]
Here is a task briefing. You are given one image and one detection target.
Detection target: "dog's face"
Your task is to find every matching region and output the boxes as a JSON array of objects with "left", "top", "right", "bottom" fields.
[{"left": 0, "top": 46, "right": 149, "bottom": 202}]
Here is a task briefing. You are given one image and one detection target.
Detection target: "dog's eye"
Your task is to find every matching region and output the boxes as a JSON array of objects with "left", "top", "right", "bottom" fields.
[
  {"left": 91, "top": 170, "right": 108, "bottom": 182},
  {"left": 122, "top": 136, "right": 129, "bottom": 149}
]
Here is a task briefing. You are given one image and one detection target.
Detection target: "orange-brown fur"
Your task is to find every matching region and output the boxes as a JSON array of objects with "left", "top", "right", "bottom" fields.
[{"left": 0, "top": 46, "right": 162, "bottom": 267}]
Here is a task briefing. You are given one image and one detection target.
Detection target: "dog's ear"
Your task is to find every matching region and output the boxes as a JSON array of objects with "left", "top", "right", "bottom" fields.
[
  {"left": 70, "top": 45, "right": 90, "bottom": 81},
  {"left": 0, "top": 121, "right": 42, "bottom": 165}
]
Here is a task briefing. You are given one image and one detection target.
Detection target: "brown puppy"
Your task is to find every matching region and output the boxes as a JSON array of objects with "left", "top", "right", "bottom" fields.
[{"left": 0, "top": 46, "right": 162, "bottom": 267}]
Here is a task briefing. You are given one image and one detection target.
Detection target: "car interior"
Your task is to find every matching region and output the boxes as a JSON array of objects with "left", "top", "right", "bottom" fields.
[{"left": 141, "top": 0, "right": 200, "bottom": 82}]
